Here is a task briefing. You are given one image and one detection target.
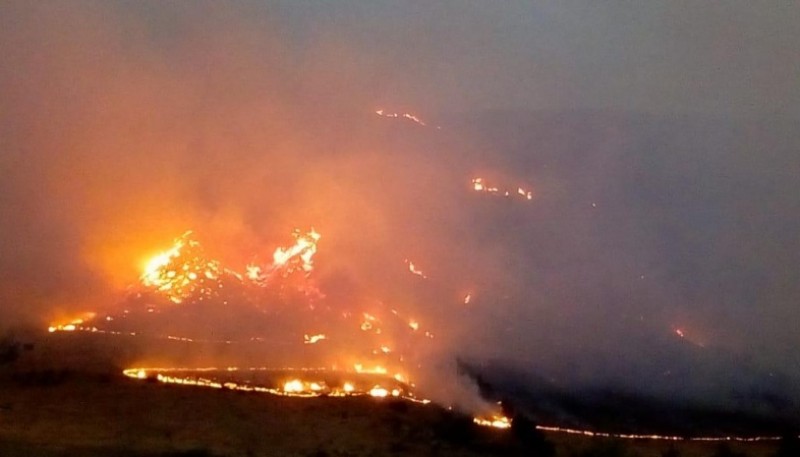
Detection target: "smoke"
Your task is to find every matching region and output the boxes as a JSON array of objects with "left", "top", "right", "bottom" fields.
[{"left": 2, "top": 1, "right": 799, "bottom": 418}]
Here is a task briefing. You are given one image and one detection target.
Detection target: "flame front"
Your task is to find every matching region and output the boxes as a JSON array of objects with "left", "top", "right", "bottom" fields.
[
  {"left": 48, "top": 312, "right": 97, "bottom": 333},
  {"left": 471, "top": 177, "right": 533, "bottom": 201},
  {"left": 375, "top": 109, "right": 429, "bottom": 127}
]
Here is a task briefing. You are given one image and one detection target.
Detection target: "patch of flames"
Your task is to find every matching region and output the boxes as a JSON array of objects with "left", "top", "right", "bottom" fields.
[
  {"left": 473, "top": 414, "right": 513, "bottom": 429},
  {"left": 472, "top": 178, "right": 533, "bottom": 201}
]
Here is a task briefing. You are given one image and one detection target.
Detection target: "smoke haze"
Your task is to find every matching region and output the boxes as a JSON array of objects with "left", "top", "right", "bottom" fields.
[{"left": 2, "top": 1, "right": 799, "bottom": 414}]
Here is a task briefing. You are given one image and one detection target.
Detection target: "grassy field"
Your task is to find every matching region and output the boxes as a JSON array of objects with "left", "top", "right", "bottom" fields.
[
  {"left": 0, "top": 333, "right": 789, "bottom": 456},
  {"left": 0, "top": 369, "right": 783, "bottom": 457}
]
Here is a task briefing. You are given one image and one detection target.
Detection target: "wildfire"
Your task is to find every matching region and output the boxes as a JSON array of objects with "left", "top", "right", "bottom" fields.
[
  {"left": 360, "top": 313, "right": 380, "bottom": 332},
  {"left": 405, "top": 259, "right": 427, "bottom": 279},
  {"left": 66, "top": 220, "right": 761, "bottom": 448},
  {"left": 374, "top": 109, "right": 428, "bottom": 127},
  {"left": 354, "top": 364, "right": 388, "bottom": 375},
  {"left": 473, "top": 414, "right": 513, "bottom": 429},
  {"left": 120, "top": 368, "right": 789, "bottom": 442},
  {"left": 136, "top": 228, "right": 321, "bottom": 304},
  {"left": 282, "top": 379, "right": 305, "bottom": 393},
  {"left": 303, "top": 333, "right": 327, "bottom": 344},
  {"left": 122, "top": 367, "right": 420, "bottom": 402},
  {"left": 47, "top": 313, "right": 97, "bottom": 333},
  {"left": 471, "top": 178, "right": 533, "bottom": 201},
  {"left": 271, "top": 228, "right": 320, "bottom": 274},
  {"left": 51, "top": 225, "right": 447, "bottom": 427},
  {"left": 139, "top": 231, "right": 223, "bottom": 304},
  {"left": 671, "top": 326, "right": 706, "bottom": 348}
]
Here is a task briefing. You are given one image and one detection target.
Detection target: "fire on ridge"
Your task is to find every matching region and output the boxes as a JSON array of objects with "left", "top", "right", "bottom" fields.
[
  {"left": 46, "top": 228, "right": 504, "bottom": 419},
  {"left": 47, "top": 228, "right": 787, "bottom": 438}
]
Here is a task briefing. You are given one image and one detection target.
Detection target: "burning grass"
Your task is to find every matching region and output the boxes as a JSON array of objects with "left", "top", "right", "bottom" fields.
[
  {"left": 0, "top": 364, "right": 783, "bottom": 457},
  {"left": 0, "top": 366, "right": 534, "bottom": 457}
]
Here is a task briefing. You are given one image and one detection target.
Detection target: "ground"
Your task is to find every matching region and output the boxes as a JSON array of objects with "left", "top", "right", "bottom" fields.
[
  {"left": 0, "top": 333, "right": 784, "bottom": 457},
  {"left": 0, "top": 370, "right": 781, "bottom": 457}
]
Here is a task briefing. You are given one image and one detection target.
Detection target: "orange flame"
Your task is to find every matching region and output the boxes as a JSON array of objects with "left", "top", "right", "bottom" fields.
[
  {"left": 472, "top": 178, "right": 533, "bottom": 202},
  {"left": 473, "top": 414, "right": 513, "bottom": 429},
  {"left": 405, "top": 259, "right": 427, "bottom": 279}
]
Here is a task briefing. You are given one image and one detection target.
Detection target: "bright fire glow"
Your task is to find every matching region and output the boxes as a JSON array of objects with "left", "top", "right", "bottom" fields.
[
  {"left": 122, "top": 367, "right": 424, "bottom": 403},
  {"left": 283, "top": 379, "right": 305, "bottom": 393},
  {"left": 473, "top": 414, "right": 513, "bottom": 429},
  {"left": 471, "top": 178, "right": 533, "bottom": 201},
  {"left": 405, "top": 260, "right": 427, "bottom": 279},
  {"left": 375, "top": 109, "right": 428, "bottom": 127},
  {"left": 120, "top": 368, "right": 787, "bottom": 442},
  {"left": 354, "top": 364, "right": 388, "bottom": 375},
  {"left": 139, "top": 232, "right": 222, "bottom": 304},
  {"left": 303, "top": 333, "right": 327, "bottom": 344},
  {"left": 48, "top": 313, "right": 97, "bottom": 333},
  {"left": 272, "top": 229, "right": 321, "bottom": 274},
  {"left": 369, "top": 386, "right": 389, "bottom": 397}
]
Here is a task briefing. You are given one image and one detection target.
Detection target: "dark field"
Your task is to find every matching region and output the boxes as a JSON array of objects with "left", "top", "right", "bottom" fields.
[
  {"left": 0, "top": 333, "right": 791, "bottom": 457},
  {"left": 0, "top": 369, "right": 784, "bottom": 457}
]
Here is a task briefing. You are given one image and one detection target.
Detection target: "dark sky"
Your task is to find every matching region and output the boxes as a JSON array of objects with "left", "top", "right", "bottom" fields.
[{"left": 1, "top": 1, "right": 799, "bottom": 406}]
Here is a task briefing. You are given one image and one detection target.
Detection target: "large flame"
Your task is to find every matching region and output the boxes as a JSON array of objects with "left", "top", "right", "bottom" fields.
[
  {"left": 49, "top": 227, "right": 509, "bottom": 431},
  {"left": 139, "top": 231, "right": 222, "bottom": 304},
  {"left": 271, "top": 228, "right": 321, "bottom": 274}
]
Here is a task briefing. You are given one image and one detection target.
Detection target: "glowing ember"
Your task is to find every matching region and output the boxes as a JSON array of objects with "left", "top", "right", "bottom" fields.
[
  {"left": 471, "top": 178, "right": 533, "bottom": 201},
  {"left": 360, "top": 313, "right": 379, "bottom": 332},
  {"left": 374, "top": 109, "right": 429, "bottom": 127},
  {"left": 473, "top": 414, "right": 513, "bottom": 429},
  {"left": 48, "top": 312, "right": 97, "bottom": 333},
  {"left": 369, "top": 386, "right": 389, "bottom": 397},
  {"left": 354, "top": 364, "right": 388, "bottom": 375},
  {"left": 283, "top": 379, "right": 305, "bottom": 393},
  {"left": 303, "top": 333, "right": 327, "bottom": 344},
  {"left": 245, "top": 264, "right": 263, "bottom": 282},
  {"left": 405, "top": 259, "right": 427, "bottom": 278}
]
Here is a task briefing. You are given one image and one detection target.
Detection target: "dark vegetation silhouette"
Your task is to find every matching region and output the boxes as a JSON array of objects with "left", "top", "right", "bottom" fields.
[
  {"left": 709, "top": 443, "right": 748, "bottom": 457},
  {"left": 571, "top": 439, "right": 637, "bottom": 457},
  {"left": 772, "top": 434, "right": 800, "bottom": 457}
]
